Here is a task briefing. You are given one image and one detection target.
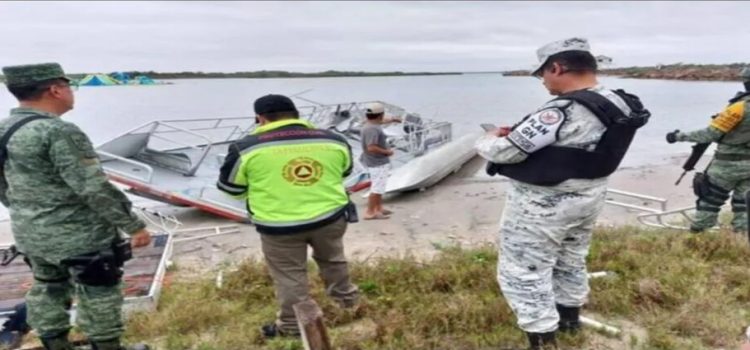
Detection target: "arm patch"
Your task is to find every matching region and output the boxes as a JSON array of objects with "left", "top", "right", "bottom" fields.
[
  {"left": 710, "top": 102, "right": 745, "bottom": 133},
  {"left": 61, "top": 128, "right": 99, "bottom": 161},
  {"left": 507, "top": 108, "right": 565, "bottom": 153}
]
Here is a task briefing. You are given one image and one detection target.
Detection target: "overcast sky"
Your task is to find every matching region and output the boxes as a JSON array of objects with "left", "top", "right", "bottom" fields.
[{"left": 1, "top": 1, "right": 748, "bottom": 73}]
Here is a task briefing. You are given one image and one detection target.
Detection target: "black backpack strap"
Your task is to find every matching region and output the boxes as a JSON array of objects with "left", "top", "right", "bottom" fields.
[
  {"left": 0, "top": 116, "right": 48, "bottom": 170},
  {"left": 555, "top": 89, "right": 650, "bottom": 128},
  {"left": 554, "top": 90, "right": 626, "bottom": 126}
]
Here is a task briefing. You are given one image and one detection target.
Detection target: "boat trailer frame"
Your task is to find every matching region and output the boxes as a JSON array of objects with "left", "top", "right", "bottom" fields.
[{"left": 606, "top": 189, "right": 696, "bottom": 230}]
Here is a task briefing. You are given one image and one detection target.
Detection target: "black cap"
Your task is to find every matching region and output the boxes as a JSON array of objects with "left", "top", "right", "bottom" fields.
[{"left": 254, "top": 94, "right": 298, "bottom": 115}]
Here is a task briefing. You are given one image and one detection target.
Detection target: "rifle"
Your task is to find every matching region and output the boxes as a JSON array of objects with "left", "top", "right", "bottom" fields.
[
  {"left": 0, "top": 245, "right": 20, "bottom": 266},
  {"left": 675, "top": 142, "right": 710, "bottom": 185}
]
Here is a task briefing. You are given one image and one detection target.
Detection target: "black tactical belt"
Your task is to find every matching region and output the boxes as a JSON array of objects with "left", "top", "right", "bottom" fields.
[{"left": 715, "top": 153, "right": 750, "bottom": 161}]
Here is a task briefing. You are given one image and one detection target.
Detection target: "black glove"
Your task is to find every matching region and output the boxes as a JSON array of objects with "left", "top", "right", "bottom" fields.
[{"left": 666, "top": 129, "right": 680, "bottom": 144}]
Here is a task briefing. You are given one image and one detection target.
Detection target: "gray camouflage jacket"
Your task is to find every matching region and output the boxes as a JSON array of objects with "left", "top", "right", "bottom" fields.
[{"left": 475, "top": 85, "right": 629, "bottom": 190}]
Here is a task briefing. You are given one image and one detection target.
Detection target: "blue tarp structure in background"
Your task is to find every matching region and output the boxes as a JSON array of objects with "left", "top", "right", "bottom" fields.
[
  {"left": 109, "top": 72, "right": 130, "bottom": 83},
  {"left": 78, "top": 74, "right": 121, "bottom": 86},
  {"left": 76, "top": 72, "right": 162, "bottom": 87},
  {"left": 131, "top": 75, "right": 156, "bottom": 85}
]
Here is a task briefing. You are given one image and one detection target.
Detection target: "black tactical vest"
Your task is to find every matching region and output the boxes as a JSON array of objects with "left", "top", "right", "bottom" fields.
[{"left": 486, "top": 89, "right": 650, "bottom": 186}]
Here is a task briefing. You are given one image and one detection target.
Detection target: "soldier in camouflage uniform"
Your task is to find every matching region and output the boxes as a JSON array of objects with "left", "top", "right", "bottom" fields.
[
  {"left": 667, "top": 68, "right": 750, "bottom": 233},
  {"left": 1, "top": 63, "right": 151, "bottom": 350},
  {"left": 476, "top": 38, "right": 648, "bottom": 349}
]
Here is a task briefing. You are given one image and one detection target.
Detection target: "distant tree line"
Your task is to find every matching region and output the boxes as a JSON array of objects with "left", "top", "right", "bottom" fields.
[
  {"left": 122, "top": 70, "right": 463, "bottom": 79},
  {"left": 0, "top": 70, "right": 462, "bottom": 83}
]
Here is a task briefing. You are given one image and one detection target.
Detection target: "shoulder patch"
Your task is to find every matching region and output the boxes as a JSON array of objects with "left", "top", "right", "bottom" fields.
[
  {"left": 60, "top": 126, "right": 98, "bottom": 160},
  {"left": 507, "top": 108, "right": 565, "bottom": 153},
  {"left": 711, "top": 101, "right": 745, "bottom": 133},
  {"left": 68, "top": 132, "right": 91, "bottom": 151}
]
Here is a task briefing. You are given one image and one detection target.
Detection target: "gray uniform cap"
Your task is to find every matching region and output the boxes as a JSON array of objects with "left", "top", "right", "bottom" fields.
[{"left": 532, "top": 38, "right": 591, "bottom": 76}]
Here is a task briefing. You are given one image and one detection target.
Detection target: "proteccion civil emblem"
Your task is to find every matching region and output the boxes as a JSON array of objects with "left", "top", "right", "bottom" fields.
[{"left": 282, "top": 157, "right": 324, "bottom": 186}]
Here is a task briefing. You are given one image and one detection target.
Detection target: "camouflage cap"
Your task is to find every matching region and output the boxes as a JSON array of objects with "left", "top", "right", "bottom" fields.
[
  {"left": 532, "top": 37, "right": 591, "bottom": 76},
  {"left": 740, "top": 67, "right": 750, "bottom": 81},
  {"left": 2, "top": 62, "right": 70, "bottom": 88}
]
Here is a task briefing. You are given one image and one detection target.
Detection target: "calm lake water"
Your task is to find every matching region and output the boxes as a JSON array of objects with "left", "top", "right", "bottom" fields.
[
  {"left": 0, "top": 74, "right": 741, "bottom": 219},
  {"left": 0, "top": 73, "right": 738, "bottom": 166}
]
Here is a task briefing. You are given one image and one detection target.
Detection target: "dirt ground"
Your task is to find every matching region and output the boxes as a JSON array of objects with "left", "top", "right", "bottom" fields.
[{"left": 145, "top": 154, "right": 703, "bottom": 268}]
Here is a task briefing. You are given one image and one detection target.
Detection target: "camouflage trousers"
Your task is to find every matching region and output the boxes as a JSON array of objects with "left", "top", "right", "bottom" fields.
[
  {"left": 497, "top": 180, "right": 607, "bottom": 333},
  {"left": 692, "top": 159, "right": 750, "bottom": 231},
  {"left": 25, "top": 255, "right": 124, "bottom": 341}
]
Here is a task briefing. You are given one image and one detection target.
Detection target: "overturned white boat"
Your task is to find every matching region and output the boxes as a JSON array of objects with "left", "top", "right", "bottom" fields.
[{"left": 94, "top": 101, "right": 479, "bottom": 221}]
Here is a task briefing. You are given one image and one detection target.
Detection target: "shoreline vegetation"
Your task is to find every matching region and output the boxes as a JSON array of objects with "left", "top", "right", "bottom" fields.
[
  {"left": 1, "top": 64, "right": 747, "bottom": 82},
  {"left": 112, "top": 227, "right": 749, "bottom": 350},
  {"left": 502, "top": 63, "right": 750, "bottom": 81}
]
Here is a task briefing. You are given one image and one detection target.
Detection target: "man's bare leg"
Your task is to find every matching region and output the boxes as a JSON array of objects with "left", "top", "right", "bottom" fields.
[{"left": 364, "top": 193, "right": 389, "bottom": 219}]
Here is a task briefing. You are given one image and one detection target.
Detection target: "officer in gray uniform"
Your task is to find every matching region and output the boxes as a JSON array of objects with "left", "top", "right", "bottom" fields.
[
  {"left": 475, "top": 38, "right": 649, "bottom": 349},
  {"left": 667, "top": 67, "right": 750, "bottom": 233},
  {"left": 1, "top": 63, "right": 151, "bottom": 350}
]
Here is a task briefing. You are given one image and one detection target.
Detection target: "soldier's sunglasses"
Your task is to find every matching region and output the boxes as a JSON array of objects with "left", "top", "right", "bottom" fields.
[
  {"left": 59, "top": 81, "right": 79, "bottom": 91},
  {"left": 36, "top": 80, "right": 78, "bottom": 93}
]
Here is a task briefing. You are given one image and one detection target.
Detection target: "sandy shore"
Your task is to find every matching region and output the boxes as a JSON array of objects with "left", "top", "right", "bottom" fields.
[
  {"left": 0, "top": 153, "right": 709, "bottom": 270},
  {"left": 172, "top": 153, "right": 708, "bottom": 269}
]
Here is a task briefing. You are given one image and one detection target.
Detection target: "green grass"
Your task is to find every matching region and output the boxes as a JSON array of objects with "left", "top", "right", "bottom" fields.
[
  {"left": 588, "top": 227, "right": 750, "bottom": 349},
  {"left": 125, "top": 227, "right": 750, "bottom": 349}
]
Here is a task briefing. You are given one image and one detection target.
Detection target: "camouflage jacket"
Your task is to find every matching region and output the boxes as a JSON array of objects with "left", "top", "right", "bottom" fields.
[
  {"left": 677, "top": 96, "right": 750, "bottom": 155},
  {"left": 1, "top": 107, "right": 145, "bottom": 262},
  {"left": 475, "top": 85, "right": 626, "bottom": 190}
]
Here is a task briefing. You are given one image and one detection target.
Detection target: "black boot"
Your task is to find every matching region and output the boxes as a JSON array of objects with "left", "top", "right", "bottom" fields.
[
  {"left": 39, "top": 331, "right": 74, "bottom": 350},
  {"left": 91, "top": 338, "right": 150, "bottom": 350},
  {"left": 556, "top": 304, "right": 581, "bottom": 333},
  {"left": 526, "top": 331, "right": 557, "bottom": 350}
]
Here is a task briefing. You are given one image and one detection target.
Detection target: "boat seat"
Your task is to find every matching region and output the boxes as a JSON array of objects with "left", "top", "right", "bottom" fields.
[
  {"left": 135, "top": 148, "right": 193, "bottom": 175},
  {"left": 96, "top": 133, "right": 150, "bottom": 161}
]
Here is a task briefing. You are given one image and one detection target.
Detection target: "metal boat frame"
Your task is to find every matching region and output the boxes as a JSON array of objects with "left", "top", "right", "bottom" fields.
[
  {"left": 94, "top": 101, "right": 475, "bottom": 221},
  {"left": 606, "top": 189, "right": 697, "bottom": 230}
]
